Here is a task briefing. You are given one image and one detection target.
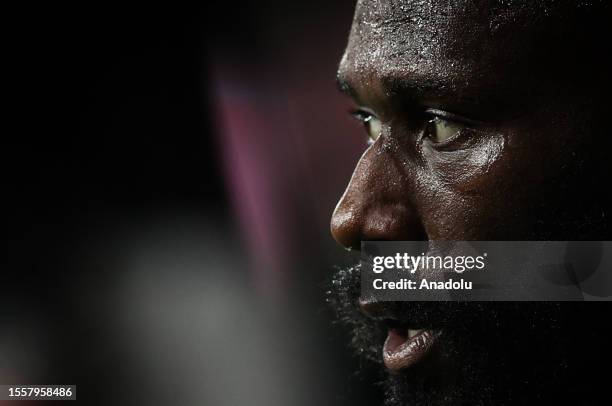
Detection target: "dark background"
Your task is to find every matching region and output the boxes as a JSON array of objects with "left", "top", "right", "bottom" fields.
[{"left": 3, "top": 2, "right": 380, "bottom": 405}]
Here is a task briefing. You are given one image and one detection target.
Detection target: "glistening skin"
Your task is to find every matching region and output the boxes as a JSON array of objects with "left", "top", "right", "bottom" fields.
[{"left": 328, "top": 1, "right": 612, "bottom": 404}]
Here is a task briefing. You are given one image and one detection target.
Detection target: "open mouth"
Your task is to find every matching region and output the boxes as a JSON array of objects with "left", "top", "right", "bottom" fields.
[
  {"left": 358, "top": 297, "right": 442, "bottom": 372},
  {"left": 382, "top": 321, "right": 440, "bottom": 371}
]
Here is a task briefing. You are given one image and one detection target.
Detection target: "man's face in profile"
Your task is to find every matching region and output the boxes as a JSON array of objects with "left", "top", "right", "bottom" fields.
[{"left": 330, "top": 1, "right": 610, "bottom": 404}]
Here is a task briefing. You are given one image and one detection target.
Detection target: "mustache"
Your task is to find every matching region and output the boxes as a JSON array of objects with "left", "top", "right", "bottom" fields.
[
  {"left": 327, "top": 263, "right": 385, "bottom": 364},
  {"left": 328, "top": 262, "right": 508, "bottom": 326},
  {"left": 327, "top": 263, "right": 566, "bottom": 359}
]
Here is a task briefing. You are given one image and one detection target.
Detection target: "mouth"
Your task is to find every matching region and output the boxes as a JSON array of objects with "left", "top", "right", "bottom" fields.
[
  {"left": 383, "top": 326, "right": 440, "bottom": 371},
  {"left": 357, "top": 297, "right": 441, "bottom": 372}
]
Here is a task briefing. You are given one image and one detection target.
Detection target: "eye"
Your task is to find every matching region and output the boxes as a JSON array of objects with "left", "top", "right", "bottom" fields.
[
  {"left": 351, "top": 109, "right": 382, "bottom": 144},
  {"left": 424, "top": 116, "right": 465, "bottom": 143}
]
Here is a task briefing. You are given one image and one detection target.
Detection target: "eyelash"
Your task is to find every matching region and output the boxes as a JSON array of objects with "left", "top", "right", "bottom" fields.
[
  {"left": 350, "top": 109, "right": 381, "bottom": 144},
  {"left": 350, "top": 109, "right": 375, "bottom": 123},
  {"left": 423, "top": 109, "right": 481, "bottom": 127}
]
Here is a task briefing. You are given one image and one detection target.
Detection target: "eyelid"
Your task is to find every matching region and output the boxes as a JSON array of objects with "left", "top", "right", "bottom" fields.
[
  {"left": 350, "top": 107, "right": 378, "bottom": 120},
  {"left": 424, "top": 108, "right": 483, "bottom": 126}
]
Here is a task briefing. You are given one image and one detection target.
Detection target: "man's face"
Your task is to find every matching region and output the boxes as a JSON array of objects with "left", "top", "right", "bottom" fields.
[
  {"left": 330, "top": 1, "right": 608, "bottom": 404},
  {"left": 333, "top": 0, "right": 603, "bottom": 247}
]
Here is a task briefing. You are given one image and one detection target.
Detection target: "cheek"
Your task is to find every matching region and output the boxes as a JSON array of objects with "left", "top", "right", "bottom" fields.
[
  {"left": 422, "top": 133, "right": 506, "bottom": 193},
  {"left": 411, "top": 113, "right": 584, "bottom": 239},
  {"left": 416, "top": 133, "right": 533, "bottom": 239}
]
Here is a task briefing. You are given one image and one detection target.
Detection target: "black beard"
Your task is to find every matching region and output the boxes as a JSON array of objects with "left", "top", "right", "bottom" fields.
[{"left": 328, "top": 263, "right": 610, "bottom": 405}]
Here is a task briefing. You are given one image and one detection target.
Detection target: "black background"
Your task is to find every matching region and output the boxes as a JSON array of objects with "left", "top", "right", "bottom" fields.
[{"left": 3, "top": 2, "right": 379, "bottom": 405}]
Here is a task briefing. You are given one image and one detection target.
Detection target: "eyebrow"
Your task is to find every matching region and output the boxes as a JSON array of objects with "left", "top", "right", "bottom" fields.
[
  {"left": 336, "top": 70, "right": 458, "bottom": 105},
  {"left": 336, "top": 69, "right": 504, "bottom": 121},
  {"left": 336, "top": 74, "right": 357, "bottom": 98}
]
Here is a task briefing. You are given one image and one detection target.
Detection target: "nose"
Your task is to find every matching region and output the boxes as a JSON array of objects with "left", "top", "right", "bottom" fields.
[{"left": 330, "top": 143, "right": 426, "bottom": 251}]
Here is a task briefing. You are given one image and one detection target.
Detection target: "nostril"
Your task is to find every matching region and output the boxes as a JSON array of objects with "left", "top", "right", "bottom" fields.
[
  {"left": 331, "top": 203, "right": 428, "bottom": 250},
  {"left": 361, "top": 205, "right": 428, "bottom": 242}
]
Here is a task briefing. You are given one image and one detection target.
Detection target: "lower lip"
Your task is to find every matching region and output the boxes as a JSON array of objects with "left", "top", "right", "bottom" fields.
[{"left": 383, "top": 329, "right": 439, "bottom": 371}]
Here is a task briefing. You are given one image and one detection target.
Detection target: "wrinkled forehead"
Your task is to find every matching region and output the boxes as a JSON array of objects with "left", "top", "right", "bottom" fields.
[{"left": 339, "top": 0, "right": 572, "bottom": 105}]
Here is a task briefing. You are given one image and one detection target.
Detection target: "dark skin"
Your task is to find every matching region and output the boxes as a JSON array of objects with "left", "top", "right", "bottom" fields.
[
  {"left": 333, "top": 0, "right": 606, "bottom": 246},
  {"left": 330, "top": 1, "right": 611, "bottom": 404}
]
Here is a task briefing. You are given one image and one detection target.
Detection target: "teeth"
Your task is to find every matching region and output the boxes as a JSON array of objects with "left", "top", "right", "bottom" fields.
[{"left": 408, "top": 329, "right": 423, "bottom": 338}]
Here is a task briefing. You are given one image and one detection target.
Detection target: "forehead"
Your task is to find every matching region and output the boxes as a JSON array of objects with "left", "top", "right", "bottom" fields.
[{"left": 339, "top": 0, "right": 564, "bottom": 110}]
